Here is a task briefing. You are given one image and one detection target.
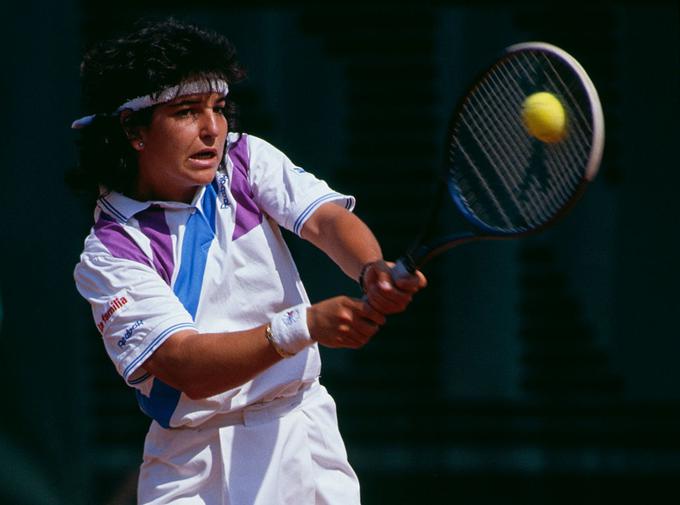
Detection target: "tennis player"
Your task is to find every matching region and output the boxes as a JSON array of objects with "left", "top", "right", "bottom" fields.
[{"left": 70, "top": 19, "right": 426, "bottom": 504}]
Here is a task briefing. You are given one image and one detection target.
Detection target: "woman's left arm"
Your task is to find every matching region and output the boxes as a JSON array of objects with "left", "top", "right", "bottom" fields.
[{"left": 300, "top": 202, "right": 426, "bottom": 314}]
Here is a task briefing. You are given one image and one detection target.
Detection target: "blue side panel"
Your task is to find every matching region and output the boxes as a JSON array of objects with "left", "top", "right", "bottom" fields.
[
  {"left": 137, "top": 189, "right": 218, "bottom": 428},
  {"left": 136, "top": 381, "right": 183, "bottom": 428}
]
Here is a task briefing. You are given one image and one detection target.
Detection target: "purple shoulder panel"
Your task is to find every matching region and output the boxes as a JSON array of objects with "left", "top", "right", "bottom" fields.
[
  {"left": 228, "top": 135, "right": 263, "bottom": 240},
  {"left": 135, "top": 205, "right": 175, "bottom": 285},
  {"left": 94, "top": 213, "right": 154, "bottom": 269}
]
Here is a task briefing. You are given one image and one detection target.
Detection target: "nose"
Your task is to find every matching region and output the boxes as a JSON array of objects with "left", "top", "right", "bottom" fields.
[{"left": 200, "top": 110, "right": 222, "bottom": 139}]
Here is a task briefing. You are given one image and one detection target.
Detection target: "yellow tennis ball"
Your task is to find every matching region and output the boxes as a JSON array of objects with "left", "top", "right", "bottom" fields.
[{"left": 521, "top": 92, "right": 567, "bottom": 143}]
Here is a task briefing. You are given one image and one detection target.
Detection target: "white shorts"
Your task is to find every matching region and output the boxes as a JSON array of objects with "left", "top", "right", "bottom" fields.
[{"left": 137, "top": 382, "right": 360, "bottom": 505}]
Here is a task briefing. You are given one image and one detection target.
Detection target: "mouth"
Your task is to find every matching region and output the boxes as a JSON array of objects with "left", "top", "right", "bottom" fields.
[{"left": 189, "top": 148, "right": 218, "bottom": 161}]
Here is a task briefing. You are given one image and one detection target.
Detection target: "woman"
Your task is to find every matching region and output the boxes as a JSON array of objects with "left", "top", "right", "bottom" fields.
[{"left": 71, "top": 18, "right": 425, "bottom": 504}]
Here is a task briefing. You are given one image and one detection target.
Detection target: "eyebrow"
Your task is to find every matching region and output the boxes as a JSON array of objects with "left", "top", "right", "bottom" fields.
[{"left": 168, "top": 95, "right": 228, "bottom": 108}]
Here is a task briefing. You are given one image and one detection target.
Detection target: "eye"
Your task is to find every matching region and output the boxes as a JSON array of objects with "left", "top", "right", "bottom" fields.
[
  {"left": 175, "top": 108, "right": 196, "bottom": 117},
  {"left": 214, "top": 105, "right": 227, "bottom": 115}
]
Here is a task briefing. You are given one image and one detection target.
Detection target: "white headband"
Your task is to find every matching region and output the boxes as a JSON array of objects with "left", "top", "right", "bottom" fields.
[{"left": 71, "top": 78, "right": 229, "bottom": 129}]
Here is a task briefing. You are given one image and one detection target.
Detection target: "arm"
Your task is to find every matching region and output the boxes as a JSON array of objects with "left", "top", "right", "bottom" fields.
[
  {"left": 142, "top": 204, "right": 421, "bottom": 399},
  {"left": 300, "top": 201, "right": 382, "bottom": 281},
  {"left": 142, "top": 324, "right": 279, "bottom": 400},
  {"left": 301, "top": 202, "right": 427, "bottom": 314},
  {"left": 143, "top": 295, "right": 385, "bottom": 399}
]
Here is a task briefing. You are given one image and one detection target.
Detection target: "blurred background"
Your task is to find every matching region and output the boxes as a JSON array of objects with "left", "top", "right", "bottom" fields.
[{"left": 1, "top": 1, "right": 678, "bottom": 504}]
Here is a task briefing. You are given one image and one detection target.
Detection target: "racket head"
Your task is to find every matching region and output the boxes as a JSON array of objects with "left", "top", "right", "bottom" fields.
[{"left": 446, "top": 41, "right": 604, "bottom": 238}]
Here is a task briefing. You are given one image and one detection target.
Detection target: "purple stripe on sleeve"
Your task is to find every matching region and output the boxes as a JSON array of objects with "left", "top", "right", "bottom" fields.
[
  {"left": 94, "top": 213, "right": 153, "bottom": 269},
  {"left": 135, "top": 205, "right": 175, "bottom": 285},
  {"left": 228, "top": 135, "right": 263, "bottom": 240}
]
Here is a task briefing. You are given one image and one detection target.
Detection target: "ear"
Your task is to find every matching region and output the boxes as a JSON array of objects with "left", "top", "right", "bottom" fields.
[{"left": 119, "top": 109, "right": 146, "bottom": 152}]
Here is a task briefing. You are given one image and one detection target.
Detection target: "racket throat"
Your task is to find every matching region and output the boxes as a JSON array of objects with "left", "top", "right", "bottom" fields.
[{"left": 409, "top": 231, "right": 479, "bottom": 269}]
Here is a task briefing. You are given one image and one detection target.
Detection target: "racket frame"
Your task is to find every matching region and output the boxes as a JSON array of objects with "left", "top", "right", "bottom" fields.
[{"left": 395, "top": 42, "right": 605, "bottom": 277}]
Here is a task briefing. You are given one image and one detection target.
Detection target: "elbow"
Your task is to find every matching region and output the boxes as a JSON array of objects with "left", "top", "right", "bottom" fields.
[
  {"left": 184, "top": 389, "right": 207, "bottom": 401},
  {"left": 182, "top": 384, "right": 213, "bottom": 401},
  {"left": 141, "top": 369, "right": 210, "bottom": 401},
  {"left": 183, "top": 376, "right": 250, "bottom": 400},
  {"left": 143, "top": 330, "right": 209, "bottom": 399},
  {"left": 182, "top": 378, "right": 243, "bottom": 401}
]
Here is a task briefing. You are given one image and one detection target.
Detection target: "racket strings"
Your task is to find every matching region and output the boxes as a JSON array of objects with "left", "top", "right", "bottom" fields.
[
  {"left": 529, "top": 53, "right": 593, "bottom": 168},
  {"left": 527, "top": 51, "right": 597, "bottom": 197},
  {"left": 535, "top": 52, "right": 592, "bottom": 136},
  {"left": 478, "top": 62, "right": 559, "bottom": 224},
  {"left": 467, "top": 78, "right": 532, "bottom": 189},
  {"left": 456, "top": 100, "right": 537, "bottom": 225},
  {"left": 453, "top": 139, "right": 515, "bottom": 228},
  {"left": 459, "top": 60, "right": 561, "bottom": 227},
  {"left": 456, "top": 110, "right": 546, "bottom": 228},
  {"left": 503, "top": 54, "right": 588, "bottom": 193},
  {"left": 457, "top": 59, "right": 550, "bottom": 227},
  {"left": 500, "top": 54, "right": 580, "bottom": 187},
  {"left": 522, "top": 52, "right": 594, "bottom": 173},
  {"left": 508, "top": 59, "right": 581, "bottom": 213},
  {"left": 450, "top": 49, "right": 595, "bottom": 232}
]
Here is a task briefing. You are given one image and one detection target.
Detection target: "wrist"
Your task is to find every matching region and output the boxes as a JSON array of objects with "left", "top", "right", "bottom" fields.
[
  {"left": 266, "top": 303, "right": 313, "bottom": 358},
  {"left": 358, "top": 260, "right": 378, "bottom": 292}
]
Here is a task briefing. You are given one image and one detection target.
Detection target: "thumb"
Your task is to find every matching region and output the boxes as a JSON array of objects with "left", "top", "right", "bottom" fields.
[{"left": 365, "top": 261, "right": 394, "bottom": 291}]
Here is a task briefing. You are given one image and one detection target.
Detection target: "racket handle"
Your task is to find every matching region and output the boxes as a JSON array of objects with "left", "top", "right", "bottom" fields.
[{"left": 391, "top": 257, "right": 415, "bottom": 281}]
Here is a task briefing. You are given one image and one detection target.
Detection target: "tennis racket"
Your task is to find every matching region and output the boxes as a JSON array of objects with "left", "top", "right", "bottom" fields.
[{"left": 392, "top": 41, "right": 604, "bottom": 278}]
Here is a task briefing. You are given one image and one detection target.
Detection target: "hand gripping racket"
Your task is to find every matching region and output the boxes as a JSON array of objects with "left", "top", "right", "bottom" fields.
[{"left": 392, "top": 42, "right": 604, "bottom": 278}]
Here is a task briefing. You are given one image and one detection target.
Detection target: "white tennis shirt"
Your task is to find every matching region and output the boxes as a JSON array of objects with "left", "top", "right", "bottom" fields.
[{"left": 74, "top": 133, "right": 355, "bottom": 428}]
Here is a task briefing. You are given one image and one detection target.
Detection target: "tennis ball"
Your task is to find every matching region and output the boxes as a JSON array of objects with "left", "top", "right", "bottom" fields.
[{"left": 521, "top": 92, "right": 566, "bottom": 143}]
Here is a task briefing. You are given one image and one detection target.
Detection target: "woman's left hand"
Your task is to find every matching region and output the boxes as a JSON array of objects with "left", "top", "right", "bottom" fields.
[{"left": 360, "top": 260, "right": 427, "bottom": 315}]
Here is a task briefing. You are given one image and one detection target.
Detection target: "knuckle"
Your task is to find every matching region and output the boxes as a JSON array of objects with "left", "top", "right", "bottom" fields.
[{"left": 338, "top": 309, "right": 354, "bottom": 324}]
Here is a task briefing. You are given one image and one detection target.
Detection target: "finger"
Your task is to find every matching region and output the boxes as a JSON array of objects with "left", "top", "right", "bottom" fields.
[
  {"left": 351, "top": 317, "right": 381, "bottom": 340},
  {"left": 364, "top": 288, "right": 402, "bottom": 315},
  {"left": 371, "top": 280, "right": 414, "bottom": 307},
  {"left": 374, "top": 267, "right": 397, "bottom": 291},
  {"left": 358, "top": 301, "right": 387, "bottom": 326},
  {"left": 335, "top": 325, "right": 374, "bottom": 348},
  {"left": 374, "top": 267, "right": 421, "bottom": 299},
  {"left": 338, "top": 298, "right": 382, "bottom": 332},
  {"left": 346, "top": 296, "right": 389, "bottom": 323},
  {"left": 394, "top": 270, "right": 428, "bottom": 292},
  {"left": 364, "top": 261, "right": 393, "bottom": 290}
]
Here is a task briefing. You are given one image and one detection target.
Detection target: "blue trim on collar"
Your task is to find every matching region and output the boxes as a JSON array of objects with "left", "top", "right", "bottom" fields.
[{"left": 96, "top": 187, "right": 208, "bottom": 223}]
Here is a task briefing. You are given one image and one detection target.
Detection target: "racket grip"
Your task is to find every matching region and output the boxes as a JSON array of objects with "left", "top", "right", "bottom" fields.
[{"left": 391, "top": 257, "right": 415, "bottom": 281}]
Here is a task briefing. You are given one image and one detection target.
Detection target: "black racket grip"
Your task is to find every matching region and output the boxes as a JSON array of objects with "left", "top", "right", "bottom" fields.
[{"left": 391, "top": 256, "right": 416, "bottom": 281}]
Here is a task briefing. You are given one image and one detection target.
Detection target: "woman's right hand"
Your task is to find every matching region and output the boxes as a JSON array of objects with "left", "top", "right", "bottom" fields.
[{"left": 307, "top": 296, "right": 386, "bottom": 349}]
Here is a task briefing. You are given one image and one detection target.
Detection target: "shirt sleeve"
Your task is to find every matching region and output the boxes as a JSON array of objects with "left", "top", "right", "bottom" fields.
[
  {"left": 74, "top": 253, "right": 196, "bottom": 387},
  {"left": 245, "top": 135, "right": 356, "bottom": 236}
]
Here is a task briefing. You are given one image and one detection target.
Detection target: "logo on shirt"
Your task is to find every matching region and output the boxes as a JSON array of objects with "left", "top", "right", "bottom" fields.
[
  {"left": 217, "top": 172, "right": 230, "bottom": 208},
  {"left": 97, "top": 296, "right": 129, "bottom": 333},
  {"left": 118, "top": 320, "right": 144, "bottom": 348}
]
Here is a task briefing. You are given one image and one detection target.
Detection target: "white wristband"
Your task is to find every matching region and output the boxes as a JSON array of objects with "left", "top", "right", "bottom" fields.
[{"left": 269, "top": 303, "right": 313, "bottom": 357}]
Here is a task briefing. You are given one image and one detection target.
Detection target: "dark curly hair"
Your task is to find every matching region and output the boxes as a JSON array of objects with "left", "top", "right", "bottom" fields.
[{"left": 67, "top": 18, "right": 246, "bottom": 200}]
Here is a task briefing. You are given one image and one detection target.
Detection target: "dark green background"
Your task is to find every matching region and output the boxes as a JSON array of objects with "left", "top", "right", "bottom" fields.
[{"left": 1, "top": 1, "right": 678, "bottom": 504}]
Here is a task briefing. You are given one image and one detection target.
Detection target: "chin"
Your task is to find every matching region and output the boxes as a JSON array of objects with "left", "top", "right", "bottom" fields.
[{"left": 193, "top": 166, "right": 219, "bottom": 184}]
